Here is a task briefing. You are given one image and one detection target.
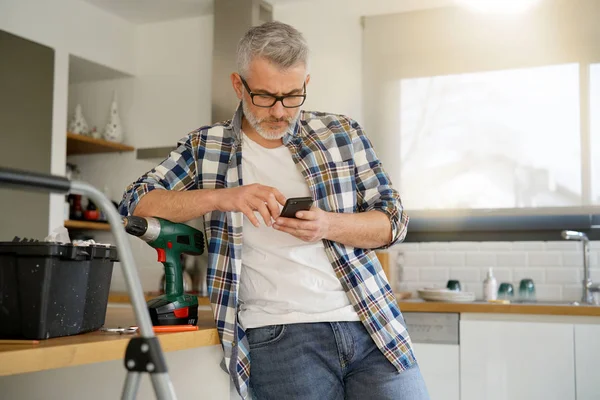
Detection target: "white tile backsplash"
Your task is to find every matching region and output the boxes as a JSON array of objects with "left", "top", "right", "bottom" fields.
[
  {"left": 434, "top": 252, "right": 465, "bottom": 267},
  {"left": 419, "top": 267, "right": 450, "bottom": 282},
  {"left": 496, "top": 253, "right": 527, "bottom": 267},
  {"left": 528, "top": 252, "right": 563, "bottom": 267},
  {"left": 545, "top": 268, "right": 580, "bottom": 284},
  {"left": 466, "top": 252, "right": 496, "bottom": 267},
  {"left": 393, "top": 241, "right": 598, "bottom": 301},
  {"left": 447, "top": 267, "right": 481, "bottom": 283}
]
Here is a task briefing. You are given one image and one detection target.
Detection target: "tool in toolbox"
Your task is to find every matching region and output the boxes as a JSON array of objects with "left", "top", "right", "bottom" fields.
[
  {"left": 122, "top": 216, "right": 204, "bottom": 327},
  {"left": 0, "top": 166, "right": 177, "bottom": 400}
]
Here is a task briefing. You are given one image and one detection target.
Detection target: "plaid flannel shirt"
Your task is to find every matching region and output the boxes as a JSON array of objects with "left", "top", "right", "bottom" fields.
[{"left": 118, "top": 104, "right": 416, "bottom": 399}]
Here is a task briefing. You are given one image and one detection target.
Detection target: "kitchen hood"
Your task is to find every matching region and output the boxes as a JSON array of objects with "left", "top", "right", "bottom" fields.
[{"left": 137, "top": 0, "right": 273, "bottom": 161}]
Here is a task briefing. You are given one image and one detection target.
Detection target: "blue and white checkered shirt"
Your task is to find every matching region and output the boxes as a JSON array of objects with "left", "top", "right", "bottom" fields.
[{"left": 118, "top": 104, "right": 416, "bottom": 399}]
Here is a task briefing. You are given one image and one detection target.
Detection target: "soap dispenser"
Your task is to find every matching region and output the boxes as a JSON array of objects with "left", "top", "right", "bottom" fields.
[{"left": 483, "top": 267, "right": 498, "bottom": 301}]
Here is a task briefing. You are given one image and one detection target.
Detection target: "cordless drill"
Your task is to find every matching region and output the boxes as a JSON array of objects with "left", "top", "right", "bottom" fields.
[{"left": 122, "top": 216, "right": 204, "bottom": 326}]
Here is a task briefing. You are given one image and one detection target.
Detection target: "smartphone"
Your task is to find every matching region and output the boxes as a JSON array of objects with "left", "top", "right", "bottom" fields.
[{"left": 279, "top": 196, "right": 313, "bottom": 218}]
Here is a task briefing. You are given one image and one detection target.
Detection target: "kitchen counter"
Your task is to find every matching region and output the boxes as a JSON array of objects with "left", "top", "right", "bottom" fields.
[
  {"left": 0, "top": 305, "right": 219, "bottom": 376},
  {"left": 398, "top": 299, "right": 600, "bottom": 317}
]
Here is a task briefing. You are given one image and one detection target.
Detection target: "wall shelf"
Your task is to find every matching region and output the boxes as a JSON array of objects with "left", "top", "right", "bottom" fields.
[
  {"left": 66, "top": 132, "right": 134, "bottom": 155},
  {"left": 64, "top": 220, "right": 111, "bottom": 231}
]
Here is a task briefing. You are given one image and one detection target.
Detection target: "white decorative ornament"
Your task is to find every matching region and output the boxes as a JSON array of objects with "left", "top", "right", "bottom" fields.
[
  {"left": 68, "top": 104, "right": 89, "bottom": 135},
  {"left": 103, "top": 91, "right": 124, "bottom": 143}
]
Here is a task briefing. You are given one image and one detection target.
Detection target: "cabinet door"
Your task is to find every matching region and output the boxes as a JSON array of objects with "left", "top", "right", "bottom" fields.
[
  {"left": 412, "top": 343, "right": 459, "bottom": 400},
  {"left": 575, "top": 324, "right": 600, "bottom": 400},
  {"left": 460, "top": 320, "right": 575, "bottom": 400}
]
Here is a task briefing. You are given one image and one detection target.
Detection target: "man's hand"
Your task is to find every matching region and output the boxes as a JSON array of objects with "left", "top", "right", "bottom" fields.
[
  {"left": 273, "top": 207, "right": 330, "bottom": 242},
  {"left": 215, "top": 184, "right": 287, "bottom": 227},
  {"left": 274, "top": 207, "right": 392, "bottom": 249}
]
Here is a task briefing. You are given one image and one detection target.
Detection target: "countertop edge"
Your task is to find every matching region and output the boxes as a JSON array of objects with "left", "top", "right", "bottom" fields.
[
  {"left": 397, "top": 300, "right": 600, "bottom": 317},
  {"left": 0, "top": 328, "right": 221, "bottom": 377}
]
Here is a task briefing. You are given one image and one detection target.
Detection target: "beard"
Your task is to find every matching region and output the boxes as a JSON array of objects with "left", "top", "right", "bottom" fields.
[{"left": 242, "top": 98, "right": 300, "bottom": 140}]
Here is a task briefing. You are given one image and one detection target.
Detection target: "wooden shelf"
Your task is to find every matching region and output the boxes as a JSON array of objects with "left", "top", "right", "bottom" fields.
[
  {"left": 66, "top": 132, "right": 134, "bottom": 155},
  {"left": 64, "top": 220, "right": 111, "bottom": 231}
]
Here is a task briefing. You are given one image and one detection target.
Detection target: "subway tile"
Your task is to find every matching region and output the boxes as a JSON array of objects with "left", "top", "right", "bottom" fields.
[
  {"left": 590, "top": 252, "right": 598, "bottom": 267},
  {"left": 447, "top": 242, "right": 481, "bottom": 251},
  {"left": 512, "top": 242, "right": 546, "bottom": 250},
  {"left": 434, "top": 252, "right": 465, "bottom": 267},
  {"left": 514, "top": 268, "right": 546, "bottom": 283},
  {"left": 562, "top": 252, "right": 584, "bottom": 267},
  {"left": 420, "top": 242, "right": 450, "bottom": 250},
  {"left": 534, "top": 284, "right": 562, "bottom": 301},
  {"left": 447, "top": 267, "right": 481, "bottom": 283},
  {"left": 492, "top": 268, "right": 513, "bottom": 283},
  {"left": 393, "top": 242, "right": 420, "bottom": 251},
  {"left": 479, "top": 242, "right": 514, "bottom": 250},
  {"left": 461, "top": 283, "right": 483, "bottom": 300},
  {"left": 545, "top": 268, "right": 580, "bottom": 284},
  {"left": 465, "top": 252, "right": 496, "bottom": 267},
  {"left": 562, "top": 285, "right": 584, "bottom": 302},
  {"left": 528, "top": 252, "right": 562, "bottom": 267},
  {"left": 545, "top": 241, "right": 580, "bottom": 250},
  {"left": 588, "top": 241, "right": 600, "bottom": 250},
  {"left": 496, "top": 253, "right": 527, "bottom": 267},
  {"left": 400, "top": 267, "right": 420, "bottom": 282},
  {"left": 589, "top": 268, "right": 600, "bottom": 282},
  {"left": 419, "top": 267, "right": 450, "bottom": 282},
  {"left": 403, "top": 252, "right": 435, "bottom": 267}
]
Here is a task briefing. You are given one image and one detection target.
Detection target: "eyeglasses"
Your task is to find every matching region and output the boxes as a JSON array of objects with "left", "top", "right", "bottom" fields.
[{"left": 239, "top": 76, "right": 306, "bottom": 108}]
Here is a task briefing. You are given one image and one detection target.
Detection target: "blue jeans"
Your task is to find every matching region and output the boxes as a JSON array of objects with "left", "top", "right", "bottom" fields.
[{"left": 246, "top": 321, "right": 430, "bottom": 400}]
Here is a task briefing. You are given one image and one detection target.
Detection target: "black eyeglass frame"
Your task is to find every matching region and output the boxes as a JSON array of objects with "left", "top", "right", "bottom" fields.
[{"left": 239, "top": 76, "right": 307, "bottom": 108}]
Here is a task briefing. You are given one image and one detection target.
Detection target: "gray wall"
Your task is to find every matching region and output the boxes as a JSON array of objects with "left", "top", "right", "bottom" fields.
[{"left": 0, "top": 30, "right": 54, "bottom": 240}]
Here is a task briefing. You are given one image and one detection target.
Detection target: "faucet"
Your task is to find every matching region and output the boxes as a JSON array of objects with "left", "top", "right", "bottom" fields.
[{"left": 561, "top": 230, "right": 597, "bottom": 305}]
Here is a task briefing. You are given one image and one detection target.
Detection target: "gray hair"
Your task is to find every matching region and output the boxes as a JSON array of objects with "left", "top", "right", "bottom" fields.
[{"left": 237, "top": 21, "right": 309, "bottom": 78}]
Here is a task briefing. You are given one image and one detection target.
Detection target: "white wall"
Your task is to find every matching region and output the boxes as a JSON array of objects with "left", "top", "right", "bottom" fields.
[
  {"left": 273, "top": 0, "right": 452, "bottom": 126},
  {"left": 0, "top": 0, "right": 137, "bottom": 234},
  {"left": 67, "top": 15, "right": 214, "bottom": 292}
]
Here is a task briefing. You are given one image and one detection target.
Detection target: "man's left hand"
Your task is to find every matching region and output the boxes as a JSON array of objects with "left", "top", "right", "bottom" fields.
[{"left": 273, "top": 207, "right": 330, "bottom": 242}]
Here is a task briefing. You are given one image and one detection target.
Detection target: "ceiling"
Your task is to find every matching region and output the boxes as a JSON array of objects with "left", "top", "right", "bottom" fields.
[{"left": 82, "top": 0, "right": 310, "bottom": 24}]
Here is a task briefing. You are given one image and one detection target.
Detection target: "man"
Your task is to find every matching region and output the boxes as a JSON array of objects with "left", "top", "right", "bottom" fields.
[{"left": 119, "top": 21, "right": 429, "bottom": 400}]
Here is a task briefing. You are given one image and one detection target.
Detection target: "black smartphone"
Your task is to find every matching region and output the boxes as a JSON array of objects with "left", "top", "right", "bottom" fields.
[{"left": 280, "top": 197, "right": 313, "bottom": 218}]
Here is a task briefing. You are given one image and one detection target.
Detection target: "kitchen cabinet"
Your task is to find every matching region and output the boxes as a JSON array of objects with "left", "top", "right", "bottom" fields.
[
  {"left": 412, "top": 343, "right": 459, "bottom": 400},
  {"left": 574, "top": 324, "right": 600, "bottom": 400},
  {"left": 460, "top": 320, "right": 575, "bottom": 400}
]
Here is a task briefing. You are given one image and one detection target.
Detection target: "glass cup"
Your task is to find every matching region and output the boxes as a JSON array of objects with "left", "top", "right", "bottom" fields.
[
  {"left": 519, "top": 278, "right": 536, "bottom": 302},
  {"left": 446, "top": 280, "right": 462, "bottom": 291},
  {"left": 497, "top": 282, "right": 514, "bottom": 299}
]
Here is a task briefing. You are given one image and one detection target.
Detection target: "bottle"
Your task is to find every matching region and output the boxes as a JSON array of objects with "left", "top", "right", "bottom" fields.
[{"left": 483, "top": 267, "right": 498, "bottom": 301}]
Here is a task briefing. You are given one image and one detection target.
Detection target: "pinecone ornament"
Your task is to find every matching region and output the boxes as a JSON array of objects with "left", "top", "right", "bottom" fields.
[
  {"left": 103, "top": 92, "right": 124, "bottom": 143},
  {"left": 68, "top": 104, "right": 89, "bottom": 135}
]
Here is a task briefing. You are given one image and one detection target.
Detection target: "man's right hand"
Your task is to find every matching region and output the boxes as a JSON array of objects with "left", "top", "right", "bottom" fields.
[{"left": 214, "top": 184, "right": 286, "bottom": 227}]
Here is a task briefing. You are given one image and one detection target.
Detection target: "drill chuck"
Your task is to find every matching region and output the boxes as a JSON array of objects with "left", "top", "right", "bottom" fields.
[{"left": 123, "top": 216, "right": 161, "bottom": 242}]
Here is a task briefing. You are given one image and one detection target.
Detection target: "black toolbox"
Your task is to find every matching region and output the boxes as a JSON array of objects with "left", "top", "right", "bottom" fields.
[{"left": 0, "top": 241, "right": 118, "bottom": 340}]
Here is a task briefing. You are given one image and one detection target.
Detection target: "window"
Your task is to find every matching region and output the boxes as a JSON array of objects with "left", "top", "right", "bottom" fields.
[
  {"left": 591, "top": 64, "right": 600, "bottom": 204},
  {"left": 400, "top": 64, "right": 581, "bottom": 211}
]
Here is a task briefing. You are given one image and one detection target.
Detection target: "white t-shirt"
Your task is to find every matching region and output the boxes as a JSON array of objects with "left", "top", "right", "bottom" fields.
[{"left": 238, "top": 132, "right": 360, "bottom": 329}]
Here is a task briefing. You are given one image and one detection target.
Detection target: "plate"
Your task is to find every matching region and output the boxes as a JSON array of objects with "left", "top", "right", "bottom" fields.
[{"left": 417, "top": 288, "right": 476, "bottom": 302}]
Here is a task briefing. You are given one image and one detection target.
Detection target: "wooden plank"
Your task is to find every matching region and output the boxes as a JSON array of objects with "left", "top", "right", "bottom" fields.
[
  {"left": 64, "top": 220, "right": 111, "bottom": 231},
  {"left": 66, "top": 132, "right": 134, "bottom": 155},
  {"left": 0, "top": 306, "right": 218, "bottom": 376}
]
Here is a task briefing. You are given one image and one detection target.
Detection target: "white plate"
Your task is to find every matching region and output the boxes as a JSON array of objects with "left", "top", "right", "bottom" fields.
[{"left": 417, "top": 288, "right": 476, "bottom": 302}]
